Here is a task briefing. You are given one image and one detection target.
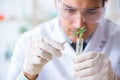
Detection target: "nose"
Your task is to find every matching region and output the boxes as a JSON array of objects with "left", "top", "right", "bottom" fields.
[{"left": 72, "top": 15, "right": 85, "bottom": 28}]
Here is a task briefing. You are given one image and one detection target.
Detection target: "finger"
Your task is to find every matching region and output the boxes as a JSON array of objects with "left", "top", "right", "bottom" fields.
[
  {"left": 38, "top": 50, "right": 52, "bottom": 61},
  {"left": 38, "top": 57, "right": 48, "bottom": 65},
  {"left": 73, "top": 54, "right": 110, "bottom": 77},
  {"left": 73, "top": 54, "right": 102, "bottom": 71},
  {"left": 32, "top": 57, "right": 48, "bottom": 66},
  {"left": 28, "top": 54, "right": 43, "bottom": 64},
  {"left": 73, "top": 59, "right": 96, "bottom": 71},
  {"left": 78, "top": 75, "right": 96, "bottom": 80},
  {"left": 94, "top": 53, "right": 110, "bottom": 69},
  {"left": 94, "top": 64, "right": 110, "bottom": 80},
  {"left": 74, "top": 51, "right": 97, "bottom": 63},
  {"left": 31, "top": 45, "right": 52, "bottom": 61},
  {"left": 39, "top": 42, "right": 62, "bottom": 57},
  {"left": 73, "top": 67, "right": 100, "bottom": 77},
  {"left": 29, "top": 49, "right": 48, "bottom": 65},
  {"left": 42, "top": 37, "right": 65, "bottom": 50}
]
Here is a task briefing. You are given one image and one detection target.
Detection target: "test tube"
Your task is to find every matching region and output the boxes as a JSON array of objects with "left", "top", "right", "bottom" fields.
[{"left": 76, "top": 38, "right": 84, "bottom": 55}]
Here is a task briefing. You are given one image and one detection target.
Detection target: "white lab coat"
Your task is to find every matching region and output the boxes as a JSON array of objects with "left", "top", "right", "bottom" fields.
[{"left": 7, "top": 17, "right": 120, "bottom": 80}]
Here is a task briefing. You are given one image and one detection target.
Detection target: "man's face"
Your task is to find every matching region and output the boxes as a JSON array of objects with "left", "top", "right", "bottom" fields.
[{"left": 57, "top": 0, "right": 105, "bottom": 43}]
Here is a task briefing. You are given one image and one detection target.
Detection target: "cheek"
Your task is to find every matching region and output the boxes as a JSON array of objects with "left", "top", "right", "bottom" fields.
[
  {"left": 86, "top": 24, "right": 97, "bottom": 35},
  {"left": 60, "top": 19, "right": 73, "bottom": 33},
  {"left": 82, "top": 23, "right": 97, "bottom": 39}
]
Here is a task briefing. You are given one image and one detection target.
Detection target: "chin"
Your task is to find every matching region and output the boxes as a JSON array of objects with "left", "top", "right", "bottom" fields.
[{"left": 71, "top": 36, "right": 77, "bottom": 43}]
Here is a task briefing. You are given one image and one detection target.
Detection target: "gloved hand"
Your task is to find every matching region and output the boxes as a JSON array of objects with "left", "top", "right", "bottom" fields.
[
  {"left": 73, "top": 52, "right": 120, "bottom": 80},
  {"left": 23, "top": 37, "right": 64, "bottom": 75}
]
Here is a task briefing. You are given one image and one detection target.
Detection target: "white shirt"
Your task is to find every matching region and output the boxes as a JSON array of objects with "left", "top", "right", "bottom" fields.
[{"left": 7, "top": 18, "right": 120, "bottom": 80}]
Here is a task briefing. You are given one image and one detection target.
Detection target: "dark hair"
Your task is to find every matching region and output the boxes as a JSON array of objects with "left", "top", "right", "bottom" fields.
[{"left": 102, "top": 0, "right": 106, "bottom": 7}]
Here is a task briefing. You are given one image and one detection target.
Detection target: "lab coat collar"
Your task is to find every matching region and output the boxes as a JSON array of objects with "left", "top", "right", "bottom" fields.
[
  {"left": 52, "top": 18, "right": 76, "bottom": 57},
  {"left": 84, "top": 20, "right": 107, "bottom": 52}
]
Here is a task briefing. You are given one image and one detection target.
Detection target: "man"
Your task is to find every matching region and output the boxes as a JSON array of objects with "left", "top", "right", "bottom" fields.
[{"left": 7, "top": 0, "right": 120, "bottom": 80}]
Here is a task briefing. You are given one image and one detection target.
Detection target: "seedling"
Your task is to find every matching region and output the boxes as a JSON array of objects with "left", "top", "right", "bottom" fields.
[
  {"left": 73, "top": 27, "right": 86, "bottom": 55},
  {"left": 73, "top": 27, "right": 86, "bottom": 38}
]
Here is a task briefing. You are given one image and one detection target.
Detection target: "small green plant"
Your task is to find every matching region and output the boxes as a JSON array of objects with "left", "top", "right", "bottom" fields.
[
  {"left": 73, "top": 27, "right": 86, "bottom": 38},
  {"left": 73, "top": 27, "right": 86, "bottom": 55}
]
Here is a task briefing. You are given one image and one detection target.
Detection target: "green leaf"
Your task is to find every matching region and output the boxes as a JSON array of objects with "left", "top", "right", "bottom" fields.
[
  {"left": 73, "top": 27, "right": 86, "bottom": 38},
  {"left": 73, "top": 30, "right": 79, "bottom": 37},
  {"left": 79, "top": 27, "right": 86, "bottom": 37}
]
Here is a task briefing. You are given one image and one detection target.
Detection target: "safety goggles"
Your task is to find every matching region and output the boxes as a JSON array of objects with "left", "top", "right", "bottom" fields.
[{"left": 57, "top": 0, "right": 105, "bottom": 23}]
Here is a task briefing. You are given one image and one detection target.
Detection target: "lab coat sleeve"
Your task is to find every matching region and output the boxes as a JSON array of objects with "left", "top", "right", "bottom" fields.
[
  {"left": 102, "top": 21, "right": 120, "bottom": 77},
  {"left": 111, "top": 26, "right": 120, "bottom": 77},
  {"left": 7, "top": 31, "right": 34, "bottom": 80}
]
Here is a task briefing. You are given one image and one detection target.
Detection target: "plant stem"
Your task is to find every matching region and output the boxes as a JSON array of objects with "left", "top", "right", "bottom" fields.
[{"left": 76, "top": 38, "right": 84, "bottom": 55}]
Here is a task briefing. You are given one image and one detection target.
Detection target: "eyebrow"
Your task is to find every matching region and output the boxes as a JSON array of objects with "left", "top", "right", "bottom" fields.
[
  {"left": 62, "top": 2, "right": 101, "bottom": 10},
  {"left": 62, "top": 3, "right": 76, "bottom": 9},
  {"left": 86, "top": 7, "right": 101, "bottom": 10}
]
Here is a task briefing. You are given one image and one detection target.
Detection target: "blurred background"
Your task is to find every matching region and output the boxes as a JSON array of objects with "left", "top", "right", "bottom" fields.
[{"left": 0, "top": 0, "right": 120, "bottom": 80}]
